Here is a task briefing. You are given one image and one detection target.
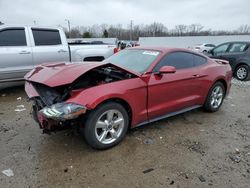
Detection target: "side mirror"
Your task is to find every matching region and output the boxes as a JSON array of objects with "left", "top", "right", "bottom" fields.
[{"left": 159, "top": 66, "right": 176, "bottom": 74}]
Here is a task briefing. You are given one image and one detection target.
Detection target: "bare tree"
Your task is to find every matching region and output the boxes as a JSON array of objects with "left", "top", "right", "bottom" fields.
[
  {"left": 64, "top": 22, "right": 249, "bottom": 40},
  {"left": 174, "top": 25, "right": 187, "bottom": 36},
  {"left": 237, "top": 24, "right": 250, "bottom": 34}
]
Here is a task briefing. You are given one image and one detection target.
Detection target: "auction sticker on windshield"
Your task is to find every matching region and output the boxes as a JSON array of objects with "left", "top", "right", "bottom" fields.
[{"left": 142, "top": 51, "right": 160, "bottom": 56}]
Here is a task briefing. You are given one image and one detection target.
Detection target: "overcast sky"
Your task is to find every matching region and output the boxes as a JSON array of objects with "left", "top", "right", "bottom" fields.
[{"left": 0, "top": 0, "right": 249, "bottom": 30}]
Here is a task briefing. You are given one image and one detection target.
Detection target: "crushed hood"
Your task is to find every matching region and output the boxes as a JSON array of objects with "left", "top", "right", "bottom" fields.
[{"left": 25, "top": 62, "right": 139, "bottom": 87}]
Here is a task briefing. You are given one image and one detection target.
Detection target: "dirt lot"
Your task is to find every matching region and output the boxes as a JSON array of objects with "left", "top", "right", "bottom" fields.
[{"left": 0, "top": 80, "right": 249, "bottom": 188}]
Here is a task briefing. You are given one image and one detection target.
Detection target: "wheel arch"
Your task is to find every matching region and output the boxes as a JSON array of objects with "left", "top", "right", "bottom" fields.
[
  {"left": 234, "top": 62, "right": 249, "bottom": 70},
  {"left": 213, "top": 78, "right": 227, "bottom": 94},
  {"left": 94, "top": 98, "right": 133, "bottom": 128}
]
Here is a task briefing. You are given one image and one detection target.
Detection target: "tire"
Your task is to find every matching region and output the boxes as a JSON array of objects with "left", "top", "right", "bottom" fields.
[
  {"left": 204, "top": 82, "right": 225, "bottom": 112},
  {"left": 82, "top": 102, "right": 129, "bottom": 150},
  {"left": 235, "top": 64, "right": 249, "bottom": 81}
]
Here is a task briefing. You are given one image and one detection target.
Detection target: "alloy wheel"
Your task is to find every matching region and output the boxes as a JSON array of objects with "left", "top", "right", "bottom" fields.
[
  {"left": 95, "top": 109, "right": 125, "bottom": 144},
  {"left": 236, "top": 67, "right": 247, "bottom": 80},
  {"left": 210, "top": 85, "right": 224, "bottom": 109}
]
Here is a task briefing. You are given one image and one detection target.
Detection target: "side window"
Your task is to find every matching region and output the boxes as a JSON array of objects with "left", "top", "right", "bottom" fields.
[
  {"left": 153, "top": 52, "right": 194, "bottom": 71},
  {"left": 228, "top": 43, "right": 247, "bottom": 53},
  {"left": 213, "top": 43, "right": 230, "bottom": 55},
  {"left": 193, "top": 54, "right": 207, "bottom": 66},
  {"left": 32, "top": 29, "right": 62, "bottom": 46},
  {"left": 0, "top": 28, "right": 26, "bottom": 46}
]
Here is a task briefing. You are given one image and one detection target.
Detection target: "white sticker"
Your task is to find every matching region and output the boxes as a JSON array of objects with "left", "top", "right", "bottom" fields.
[{"left": 142, "top": 51, "right": 159, "bottom": 56}]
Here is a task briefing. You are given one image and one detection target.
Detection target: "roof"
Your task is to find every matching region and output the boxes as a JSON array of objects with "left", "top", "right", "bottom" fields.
[
  {"left": 129, "top": 46, "right": 201, "bottom": 53},
  {"left": 0, "top": 24, "right": 63, "bottom": 30}
]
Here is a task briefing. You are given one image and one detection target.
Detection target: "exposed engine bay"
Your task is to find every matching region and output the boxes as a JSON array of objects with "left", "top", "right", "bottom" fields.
[{"left": 30, "top": 65, "right": 136, "bottom": 109}]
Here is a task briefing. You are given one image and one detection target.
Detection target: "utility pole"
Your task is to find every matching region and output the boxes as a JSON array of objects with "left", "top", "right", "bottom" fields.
[
  {"left": 130, "top": 20, "right": 133, "bottom": 41},
  {"left": 65, "top": 19, "right": 71, "bottom": 38}
]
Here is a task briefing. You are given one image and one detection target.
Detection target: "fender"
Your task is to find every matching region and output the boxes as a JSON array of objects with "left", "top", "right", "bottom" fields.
[{"left": 66, "top": 77, "right": 148, "bottom": 126}]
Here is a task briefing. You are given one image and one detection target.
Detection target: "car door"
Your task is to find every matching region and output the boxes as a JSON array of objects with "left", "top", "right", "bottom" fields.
[
  {"left": 30, "top": 28, "right": 69, "bottom": 65},
  {"left": 147, "top": 51, "right": 201, "bottom": 120},
  {"left": 0, "top": 27, "right": 33, "bottom": 82},
  {"left": 211, "top": 43, "right": 230, "bottom": 59}
]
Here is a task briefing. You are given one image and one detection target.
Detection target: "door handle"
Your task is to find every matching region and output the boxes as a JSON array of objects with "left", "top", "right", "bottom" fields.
[
  {"left": 192, "top": 74, "right": 200, "bottom": 78},
  {"left": 19, "top": 51, "right": 31, "bottom": 54},
  {"left": 58, "top": 49, "right": 67, "bottom": 53}
]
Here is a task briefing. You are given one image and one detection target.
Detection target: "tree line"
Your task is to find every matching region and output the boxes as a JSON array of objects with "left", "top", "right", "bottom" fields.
[
  {"left": 1, "top": 21, "right": 249, "bottom": 40},
  {"left": 63, "top": 23, "right": 250, "bottom": 40}
]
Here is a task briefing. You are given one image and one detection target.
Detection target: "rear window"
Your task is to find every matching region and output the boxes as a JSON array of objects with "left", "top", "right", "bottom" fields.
[
  {"left": 0, "top": 28, "right": 26, "bottom": 46},
  {"left": 193, "top": 54, "right": 207, "bottom": 66},
  {"left": 228, "top": 43, "right": 247, "bottom": 53},
  {"left": 32, "top": 29, "right": 62, "bottom": 46}
]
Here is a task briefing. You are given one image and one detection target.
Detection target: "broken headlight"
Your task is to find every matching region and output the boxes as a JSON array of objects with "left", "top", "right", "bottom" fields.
[{"left": 40, "top": 103, "right": 87, "bottom": 120}]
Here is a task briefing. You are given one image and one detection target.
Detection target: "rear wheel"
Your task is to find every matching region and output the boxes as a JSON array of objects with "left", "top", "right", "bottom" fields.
[
  {"left": 83, "top": 102, "right": 129, "bottom": 149},
  {"left": 204, "top": 82, "right": 225, "bottom": 112},
  {"left": 235, "top": 64, "right": 249, "bottom": 81}
]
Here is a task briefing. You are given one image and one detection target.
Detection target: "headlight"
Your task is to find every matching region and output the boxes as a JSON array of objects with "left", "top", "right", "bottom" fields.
[{"left": 40, "top": 103, "right": 87, "bottom": 120}]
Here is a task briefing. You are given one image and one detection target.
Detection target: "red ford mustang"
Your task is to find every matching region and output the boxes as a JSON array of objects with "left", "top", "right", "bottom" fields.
[{"left": 25, "top": 47, "right": 232, "bottom": 149}]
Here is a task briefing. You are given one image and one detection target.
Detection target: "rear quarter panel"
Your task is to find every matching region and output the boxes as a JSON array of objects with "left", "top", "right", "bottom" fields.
[
  {"left": 66, "top": 77, "right": 148, "bottom": 127},
  {"left": 203, "top": 59, "right": 232, "bottom": 97}
]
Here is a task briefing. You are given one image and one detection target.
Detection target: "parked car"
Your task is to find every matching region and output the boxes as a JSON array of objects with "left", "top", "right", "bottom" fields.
[
  {"left": 192, "top": 43, "right": 216, "bottom": 53},
  {"left": 25, "top": 47, "right": 232, "bottom": 149},
  {"left": 0, "top": 25, "right": 117, "bottom": 89},
  {"left": 208, "top": 41, "right": 250, "bottom": 80}
]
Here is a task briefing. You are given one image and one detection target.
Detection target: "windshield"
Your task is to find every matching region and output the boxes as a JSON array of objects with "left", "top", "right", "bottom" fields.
[{"left": 105, "top": 49, "right": 160, "bottom": 73}]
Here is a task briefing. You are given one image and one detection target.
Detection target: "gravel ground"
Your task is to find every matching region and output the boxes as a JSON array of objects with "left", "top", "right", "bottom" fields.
[{"left": 0, "top": 79, "right": 249, "bottom": 188}]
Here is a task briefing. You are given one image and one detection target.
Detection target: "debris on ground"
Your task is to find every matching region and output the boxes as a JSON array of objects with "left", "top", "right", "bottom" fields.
[
  {"left": 230, "top": 104, "right": 236, "bottom": 107},
  {"left": 15, "top": 105, "right": 26, "bottom": 112},
  {"left": 64, "top": 168, "right": 68, "bottom": 173},
  {"left": 2, "top": 168, "right": 14, "bottom": 177},
  {"left": 17, "top": 97, "right": 22, "bottom": 100},
  {"left": 143, "top": 138, "right": 154, "bottom": 145},
  {"left": 143, "top": 168, "right": 154, "bottom": 174},
  {"left": 188, "top": 142, "right": 205, "bottom": 155},
  {"left": 178, "top": 140, "right": 206, "bottom": 155},
  {"left": 17, "top": 105, "right": 25, "bottom": 108},
  {"left": 198, "top": 175, "right": 206, "bottom": 182},
  {"left": 15, "top": 108, "right": 26, "bottom": 112},
  {"left": 1, "top": 94, "right": 6, "bottom": 97},
  {"left": 229, "top": 155, "right": 241, "bottom": 163},
  {"left": 169, "top": 180, "right": 175, "bottom": 185},
  {"left": 235, "top": 148, "right": 240, "bottom": 154},
  {"left": 160, "top": 136, "right": 163, "bottom": 140},
  {"left": 179, "top": 172, "right": 189, "bottom": 179}
]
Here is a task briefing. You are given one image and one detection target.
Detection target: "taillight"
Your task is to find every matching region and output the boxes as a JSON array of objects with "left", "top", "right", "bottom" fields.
[{"left": 114, "top": 47, "right": 118, "bottom": 54}]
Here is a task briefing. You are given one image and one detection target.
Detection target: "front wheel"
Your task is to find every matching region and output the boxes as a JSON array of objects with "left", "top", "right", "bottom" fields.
[
  {"left": 235, "top": 65, "right": 249, "bottom": 81},
  {"left": 204, "top": 82, "right": 225, "bottom": 112},
  {"left": 82, "top": 102, "right": 129, "bottom": 149}
]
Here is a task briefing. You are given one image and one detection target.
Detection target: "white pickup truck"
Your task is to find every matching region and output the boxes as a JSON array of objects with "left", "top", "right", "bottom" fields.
[{"left": 0, "top": 25, "right": 117, "bottom": 88}]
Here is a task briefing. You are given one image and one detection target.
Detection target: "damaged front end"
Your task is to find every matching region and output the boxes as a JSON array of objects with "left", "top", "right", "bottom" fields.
[
  {"left": 25, "top": 62, "right": 137, "bottom": 133},
  {"left": 27, "top": 82, "right": 88, "bottom": 133}
]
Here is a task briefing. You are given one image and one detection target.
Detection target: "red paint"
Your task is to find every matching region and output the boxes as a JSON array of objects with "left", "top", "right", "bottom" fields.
[{"left": 25, "top": 47, "right": 232, "bottom": 128}]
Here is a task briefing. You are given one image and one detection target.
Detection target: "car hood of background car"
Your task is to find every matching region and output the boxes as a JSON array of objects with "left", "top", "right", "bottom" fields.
[{"left": 24, "top": 62, "right": 140, "bottom": 87}]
